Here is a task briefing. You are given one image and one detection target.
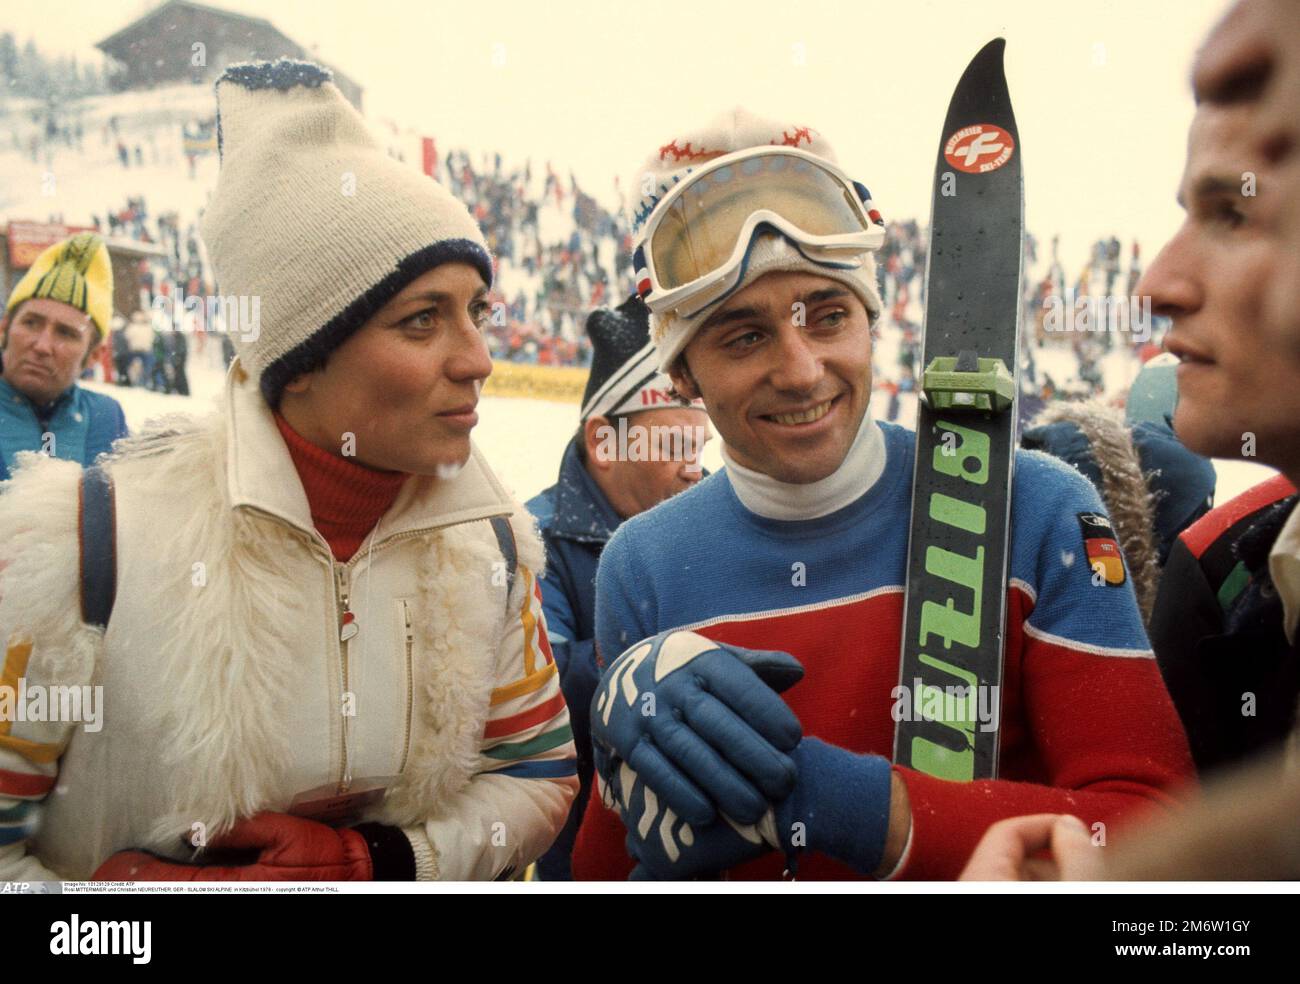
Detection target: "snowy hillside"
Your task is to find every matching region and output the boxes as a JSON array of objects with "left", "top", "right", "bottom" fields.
[{"left": 0, "top": 83, "right": 221, "bottom": 222}]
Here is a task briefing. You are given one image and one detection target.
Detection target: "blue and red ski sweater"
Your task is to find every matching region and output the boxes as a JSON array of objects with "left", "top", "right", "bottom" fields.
[{"left": 572, "top": 420, "right": 1196, "bottom": 879}]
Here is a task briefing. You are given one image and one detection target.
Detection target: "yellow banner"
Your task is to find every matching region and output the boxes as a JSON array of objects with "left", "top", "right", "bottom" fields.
[{"left": 485, "top": 361, "right": 588, "bottom": 404}]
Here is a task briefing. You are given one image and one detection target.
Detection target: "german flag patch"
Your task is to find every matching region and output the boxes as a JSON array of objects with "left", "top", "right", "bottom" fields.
[{"left": 1078, "top": 512, "right": 1125, "bottom": 586}]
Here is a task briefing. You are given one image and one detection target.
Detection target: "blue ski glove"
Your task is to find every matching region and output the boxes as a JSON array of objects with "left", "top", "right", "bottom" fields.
[
  {"left": 607, "top": 757, "right": 779, "bottom": 880},
  {"left": 773, "top": 737, "right": 895, "bottom": 876},
  {"left": 590, "top": 629, "right": 804, "bottom": 827}
]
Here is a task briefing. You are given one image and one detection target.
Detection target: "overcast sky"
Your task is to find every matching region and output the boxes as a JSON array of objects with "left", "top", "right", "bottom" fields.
[{"left": 4, "top": 0, "right": 1230, "bottom": 274}]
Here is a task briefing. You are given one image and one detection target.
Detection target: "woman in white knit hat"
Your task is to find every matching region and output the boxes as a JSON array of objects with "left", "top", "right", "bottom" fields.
[{"left": 0, "top": 60, "right": 576, "bottom": 881}]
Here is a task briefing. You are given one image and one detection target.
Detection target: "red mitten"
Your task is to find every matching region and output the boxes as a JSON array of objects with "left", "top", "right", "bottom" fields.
[{"left": 92, "top": 813, "right": 396, "bottom": 881}]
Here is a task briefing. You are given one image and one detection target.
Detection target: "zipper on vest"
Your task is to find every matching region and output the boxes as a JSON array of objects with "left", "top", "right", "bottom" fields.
[
  {"left": 236, "top": 505, "right": 512, "bottom": 794},
  {"left": 336, "top": 562, "right": 353, "bottom": 794},
  {"left": 399, "top": 600, "right": 414, "bottom": 776}
]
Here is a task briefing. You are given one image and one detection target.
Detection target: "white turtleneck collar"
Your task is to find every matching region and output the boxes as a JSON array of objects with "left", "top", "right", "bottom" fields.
[{"left": 721, "top": 408, "right": 886, "bottom": 521}]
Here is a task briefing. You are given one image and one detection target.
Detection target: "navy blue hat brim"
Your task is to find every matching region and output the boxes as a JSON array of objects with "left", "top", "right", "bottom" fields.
[{"left": 259, "top": 238, "right": 494, "bottom": 407}]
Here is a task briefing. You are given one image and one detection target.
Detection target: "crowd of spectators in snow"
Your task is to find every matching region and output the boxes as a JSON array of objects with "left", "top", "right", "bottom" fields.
[{"left": 7, "top": 98, "right": 1155, "bottom": 385}]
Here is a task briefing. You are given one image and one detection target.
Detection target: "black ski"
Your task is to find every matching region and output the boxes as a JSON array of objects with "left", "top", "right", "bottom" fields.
[{"left": 892, "top": 38, "right": 1023, "bottom": 781}]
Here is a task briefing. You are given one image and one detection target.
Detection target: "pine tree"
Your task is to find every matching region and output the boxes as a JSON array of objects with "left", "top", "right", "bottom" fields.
[
  {"left": 0, "top": 33, "right": 18, "bottom": 93},
  {"left": 18, "top": 39, "right": 49, "bottom": 98}
]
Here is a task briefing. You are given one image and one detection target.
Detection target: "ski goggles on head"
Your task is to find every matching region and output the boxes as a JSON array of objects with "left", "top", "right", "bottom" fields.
[{"left": 632, "top": 146, "right": 886, "bottom": 319}]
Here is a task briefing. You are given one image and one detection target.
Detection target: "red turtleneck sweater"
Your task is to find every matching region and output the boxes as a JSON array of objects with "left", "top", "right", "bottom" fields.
[{"left": 274, "top": 413, "right": 409, "bottom": 562}]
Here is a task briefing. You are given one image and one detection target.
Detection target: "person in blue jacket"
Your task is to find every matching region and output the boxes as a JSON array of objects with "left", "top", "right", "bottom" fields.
[
  {"left": 1021, "top": 353, "right": 1216, "bottom": 622},
  {"left": 0, "top": 232, "right": 128, "bottom": 479},
  {"left": 526, "top": 293, "right": 710, "bottom": 878}
]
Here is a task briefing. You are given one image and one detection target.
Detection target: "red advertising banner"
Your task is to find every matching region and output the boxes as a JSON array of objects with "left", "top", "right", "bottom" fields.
[{"left": 6, "top": 220, "right": 96, "bottom": 269}]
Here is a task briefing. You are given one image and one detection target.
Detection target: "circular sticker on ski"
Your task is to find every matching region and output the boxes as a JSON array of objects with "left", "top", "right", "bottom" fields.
[{"left": 943, "top": 123, "right": 1015, "bottom": 174}]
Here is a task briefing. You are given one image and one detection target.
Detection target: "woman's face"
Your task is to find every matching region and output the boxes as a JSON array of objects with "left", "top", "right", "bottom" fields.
[{"left": 279, "top": 262, "right": 495, "bottom": 475}]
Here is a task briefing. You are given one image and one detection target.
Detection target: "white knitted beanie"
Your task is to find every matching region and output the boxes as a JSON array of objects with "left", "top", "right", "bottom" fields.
[
  {"left": 201, "top": 60, "right": 493, "bottom": 406},
  {"left": 626, "top": 107, "right": 884, "bottom": 373}
]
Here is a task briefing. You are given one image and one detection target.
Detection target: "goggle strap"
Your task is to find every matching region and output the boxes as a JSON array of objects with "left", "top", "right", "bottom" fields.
[
  {"left": 632, "top": 244, "right": 651, "bottom": 300},
  {"left": 853, "top": 181, "right": 886, "bottom": 228}
]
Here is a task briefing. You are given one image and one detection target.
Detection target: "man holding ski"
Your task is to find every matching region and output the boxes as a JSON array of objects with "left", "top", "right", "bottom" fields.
[{"left": 570, "top": 102, "right": 1194, "bottom": 880}]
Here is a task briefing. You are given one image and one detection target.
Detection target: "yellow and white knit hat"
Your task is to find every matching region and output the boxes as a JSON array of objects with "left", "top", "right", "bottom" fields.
[
  {"left": 5, "top": 232, "right": 113, "bottom": 341},
  {"left": 201, "top": 60, "right": 493, "bottom": 406}
]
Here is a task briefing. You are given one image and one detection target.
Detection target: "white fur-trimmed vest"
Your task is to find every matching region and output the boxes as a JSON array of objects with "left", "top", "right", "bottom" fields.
[{"left": 0, "top": 363, "right": 544, "bottom": 877}]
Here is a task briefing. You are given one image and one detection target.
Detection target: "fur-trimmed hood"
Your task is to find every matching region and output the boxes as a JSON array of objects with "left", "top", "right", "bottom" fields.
[{"left": 1023, "top": 400, "right": 1162, "bottom": 621}]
